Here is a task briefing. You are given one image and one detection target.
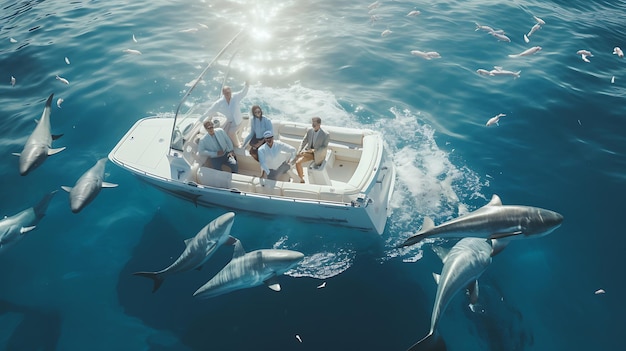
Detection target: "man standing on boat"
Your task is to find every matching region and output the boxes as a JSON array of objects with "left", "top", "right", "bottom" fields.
[
  {"left": 258, "top": 130, "right": 298, "bottom": 181},
  {"left": 295, "top": 117, "right": 330, "bottom": 183},
  {"left": 203, "top": 80, "right": 249, "bottom": 148},
  {"left": 196, "top": 120, "right": 238, "bottom": 173}
]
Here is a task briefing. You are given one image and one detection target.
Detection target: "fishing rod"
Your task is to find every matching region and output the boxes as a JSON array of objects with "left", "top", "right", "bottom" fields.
[{"left": 169, "top": 27, "right": 246, "bottom": 150}]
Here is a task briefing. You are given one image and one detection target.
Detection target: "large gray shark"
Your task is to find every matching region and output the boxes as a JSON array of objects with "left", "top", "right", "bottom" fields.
[
  {"left": 12, "top": 93, "right": 65, "bottom": 176},
  {"left": 399, "top": 194, "right": 563, "bottom": 248},
  {"left": 61, "top": 158, "right": 118, "bottom": 213},
  {"left": 408, "top": 237, "right": 499, "bottom": 351},
  {"left": 0, "top": 191, "right": 57, "bottom": 254},
  {"left": 193, "top": 240, "right": 304, "bottom": 299},
  {"left": 134, "top": 212, "right": 238, "bottom": 292}
]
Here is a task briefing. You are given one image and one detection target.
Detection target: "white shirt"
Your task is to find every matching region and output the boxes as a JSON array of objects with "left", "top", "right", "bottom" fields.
[
  {"left": 203, "top": 84, "right": 249, "bottom": 126},
  {"left": 258, "top": 140, "right": 296, "bottom": 175}
]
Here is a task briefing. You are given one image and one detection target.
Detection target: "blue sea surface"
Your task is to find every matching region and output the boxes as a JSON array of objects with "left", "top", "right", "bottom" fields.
[{"left": 1, "top": 0, "right": 624, "bottom": 350}]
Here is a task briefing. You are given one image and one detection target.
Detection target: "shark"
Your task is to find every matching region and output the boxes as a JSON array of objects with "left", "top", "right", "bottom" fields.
[
  {"left": 408, "top": 237, "right": 500, "bottom": 351},
  {"left": 193, "top": 240, "right": 304, "bottom": 299},
  {"left": 12, "top": 93, "right": 65, "bottom": 176},
  {"left": 399, "top": 194, "right": 563, "bottom": 248},
  {"left": 61, "top": 158, "right": 118, "bottom": 213},
  {"left": 134, "top": 212, "right": 238, "bottom": 292},
  {"left": 0, "top": 191, "right": 57, "bottom": 254}
]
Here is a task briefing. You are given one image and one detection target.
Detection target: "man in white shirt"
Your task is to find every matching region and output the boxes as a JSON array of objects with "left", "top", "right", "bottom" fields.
[
  {"left": 196, "top": 120, "right": 238, "bottom": 173},
  {"left": 258, "top": 130, "right": 297, "bottom": 180},
  {"left": 202, "top": 81, "right": 249, "bottom": 148}
]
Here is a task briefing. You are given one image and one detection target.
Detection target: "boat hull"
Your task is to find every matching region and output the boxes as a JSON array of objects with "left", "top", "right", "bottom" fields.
[{"left": 109, "top": 116, "right": 395, "bottom": 234}]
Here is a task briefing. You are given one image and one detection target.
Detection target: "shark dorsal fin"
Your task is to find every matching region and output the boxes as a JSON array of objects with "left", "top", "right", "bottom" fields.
[
  {"left": 265, "top": 276, "right": 281, "bottom": 291},
  {"left": 421, "top": 217, "right": 435, "bottom": 232},
  {"left": 432, "top": 272, "right": 441, "bottom": 285},
  {"left": 101, "top": 182, "right": 118, "bottom": 188},
  {"left": 486, "top": 194, "right": 502, "bottom": 206},
  {"left": 20, "top": 226, "right": 36, "bottom": 234},
  {"left": 432, "top": 245, "right": 450, "bottom": 263},
  {"left": 232, "top": 239, "right": 245, "bottom": 258}
]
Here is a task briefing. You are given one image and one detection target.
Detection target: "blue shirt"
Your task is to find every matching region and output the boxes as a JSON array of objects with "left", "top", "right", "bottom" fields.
[
  {"left": 197, "top": 128, "right": 234, "bottom": 158},
  {"left": 243, "top": 116, "right": 273, "bottom": 147}
]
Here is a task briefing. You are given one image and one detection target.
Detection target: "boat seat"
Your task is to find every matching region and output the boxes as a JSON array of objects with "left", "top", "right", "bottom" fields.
[{"left": 307, "top": 149, "right": 335, "bottom": 186}]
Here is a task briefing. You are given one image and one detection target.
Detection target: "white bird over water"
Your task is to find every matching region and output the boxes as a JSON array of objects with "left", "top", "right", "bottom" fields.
[
  {"left": 123, "top": 49, "right": 142, "bottom": 55},
  {"left": 486, "top": 113, "right": 506, "bottom": 126},
  {"left": 508, "top": 46, "right": 542, "bottom": 57},
  {"left": 613, "top": 47, "right": 623, "bottom": 58},
  {"left": 381, "top": 29, "right": 392, "bottom": 37},
  {"left": 410, "top": 50, "right": 441, "bottom": 60},
  {"left": 576, "top": 50, "right": 593, "bottom": 62},
  {"left": 55, "top": 75, "right": 69, "bottom": 85},
  {"left": 10, "top": 76, "right": 16, "bottom": 87}
]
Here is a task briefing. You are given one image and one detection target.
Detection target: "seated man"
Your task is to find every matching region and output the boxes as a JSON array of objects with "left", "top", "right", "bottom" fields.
[
  {"left": 295, "top": 117, "right": 330, "bottom": 183},
  {"left": 258, "top": 130, "right": 297, "bottom": 181},
  {"left": 196, "top": 120, "right": 238, "bottom": 173}
]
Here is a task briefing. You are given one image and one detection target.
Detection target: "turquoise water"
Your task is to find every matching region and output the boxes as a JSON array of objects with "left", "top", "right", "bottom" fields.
[{"left": 1, "top": 0, "right": 624, "bottom": 350}]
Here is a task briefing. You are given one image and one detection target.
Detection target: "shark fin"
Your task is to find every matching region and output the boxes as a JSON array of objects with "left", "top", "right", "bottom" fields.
[
  {"left": 52, "top": 134, "right": 64, "bottom": 140},
  {"left": 407, "top": 329, "right": 446, "bottom": 351},
  {"left": 102, "top": 182, "right": 118, "bottom": 188},
  {"left": 486, "top": 194, "right": 502, "bottom": 206},
  {"left": 20, "top": 226, "right": 36, "bottom": 234},
  {"left": 48, "top": 147, "right": 66, "bottom": 155},
  {"left": 421, "top": 217, "right": 435, "bottom": 232},
  {"left": 431, "top": 245, "right": 450, "bottom": 263},
  {"left": 61, "top": 186, "right": 72, "bottom": 193},
  {"left": 184, "top": 238, "right": 192, "bottom": 245},
  {"left": 12, "top": 152, "right": 20, "bottom": 157},
  {"left": 396, "top": 217, "right": 436, "bottom": 248},
  {"left": 490, "top": 238, "right": 509, "bottom": 256},
  {"left": 432, "top": 272, "right": 441, "bottom": 285},
  {"left": 265, "top": 276, "right": 281, "bottom": 292},
  {"left": 225, "top": 236, "right": 238, "bottom": 246},
  {"left": 232, "top": 239, "right": 245, "bottom": 258},
  {"left": 467, "top": 280, "right": 479, "bottom": 305},
  {"left": 133, "top": 272, "right": 165, "bottom": 293}
]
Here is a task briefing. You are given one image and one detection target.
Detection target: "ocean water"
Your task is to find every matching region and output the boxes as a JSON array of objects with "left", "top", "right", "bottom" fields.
[{"left": 1, "top": 0, "right": 624, "bottom": 350}]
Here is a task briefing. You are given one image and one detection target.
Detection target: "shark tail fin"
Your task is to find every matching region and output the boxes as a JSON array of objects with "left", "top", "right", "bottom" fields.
[
  {"left": 34, "top": 190, "right": 57, "bottom": 218},
  {"left": 133, "top": 272, "right": 165, "bottom": 293},
  {"left": 407, "top": 330, "right": 446, "bottom": 351},
  {"left": 397, "top": 217, "right": 435, "bottom": 248}
]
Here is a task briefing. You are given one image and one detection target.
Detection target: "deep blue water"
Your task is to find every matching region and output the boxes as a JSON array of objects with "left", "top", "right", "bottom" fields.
[{"left": 1, "top": 0, "right": 625, "bottom": 350}]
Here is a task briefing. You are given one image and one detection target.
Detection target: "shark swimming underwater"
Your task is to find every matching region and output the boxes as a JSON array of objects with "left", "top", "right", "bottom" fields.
[
  {"left": 193, "top": 240, "right": 304, "bottom": 299},
  {"left": 408, "top": 237, "right": 500, "bottom": 351},
  {"left": 61, "top": 158, "right": 118, "bottom": 213},
  {"left": 12, "top": 93, "right": 65, "bottom": 176},
  {"left": 399, "top": 194, "right": 563, "bottom": 248},
  {"left": 133, "top": 212, "right": 238, "bottom": 292},
  {"left": 0, "top": 191, "right": 57, "bottom": 254}
]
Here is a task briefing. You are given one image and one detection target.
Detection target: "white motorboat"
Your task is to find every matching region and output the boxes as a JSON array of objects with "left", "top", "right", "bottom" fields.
[
  {"left": 107, "top": 30, "right": 395, "bottom": 234},
  {"left": 108, "top": 114, "right": 395, "bottom": 234}
]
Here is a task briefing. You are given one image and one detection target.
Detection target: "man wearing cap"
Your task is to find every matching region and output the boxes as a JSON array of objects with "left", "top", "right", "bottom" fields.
[
  {"left": 196, "top": 120, "right": 238, "bottom": 173},
  {"left": 257, "top": 130, "right": 297, "bottom": 180}
]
